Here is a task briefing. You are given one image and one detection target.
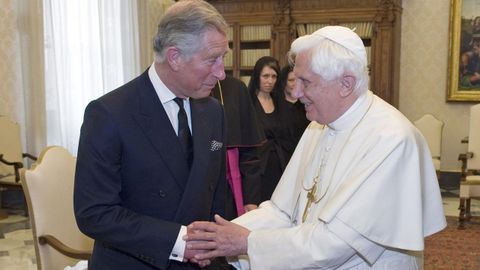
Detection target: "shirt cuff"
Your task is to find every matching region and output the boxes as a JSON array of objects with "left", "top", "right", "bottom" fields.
[{"left": 169, "top": 225, "right": 186, "bottom": 261}]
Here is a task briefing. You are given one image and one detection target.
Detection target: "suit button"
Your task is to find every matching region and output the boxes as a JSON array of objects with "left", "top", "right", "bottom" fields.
[
  {"left": 158, "top": 190, "right": 166, "bottom": 198},
  {"left": 209, "top": 183, "right": 214, "bottom": 191}
]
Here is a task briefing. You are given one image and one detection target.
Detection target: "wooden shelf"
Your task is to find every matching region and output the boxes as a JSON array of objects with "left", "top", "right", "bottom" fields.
[{"left": 210, "top": 0, "right": 402, "bottom": 106}]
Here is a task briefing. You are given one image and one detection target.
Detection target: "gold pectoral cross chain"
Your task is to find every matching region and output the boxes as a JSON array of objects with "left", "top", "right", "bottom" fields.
[{"left": 302, "top": 178, "right": 318, "bottom": 222}]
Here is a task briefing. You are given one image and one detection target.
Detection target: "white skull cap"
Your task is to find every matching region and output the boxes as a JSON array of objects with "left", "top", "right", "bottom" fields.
[{"left": 312, "top": 26, "right": 367, "bottom": 66}]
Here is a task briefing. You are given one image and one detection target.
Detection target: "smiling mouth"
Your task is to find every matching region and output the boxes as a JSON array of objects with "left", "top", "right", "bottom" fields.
[{"left": 302, "top": 101, "right": 313, "bottom": 110}]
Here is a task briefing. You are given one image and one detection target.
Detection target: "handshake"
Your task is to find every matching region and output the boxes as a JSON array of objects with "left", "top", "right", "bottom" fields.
[{"left": 183, "top": 214, "right": 250, "bottom": 267}]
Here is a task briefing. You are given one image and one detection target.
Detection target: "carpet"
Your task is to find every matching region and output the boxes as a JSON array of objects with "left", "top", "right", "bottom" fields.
[{"left": 424, "top": 216, "right": 480, "bottom": 270}]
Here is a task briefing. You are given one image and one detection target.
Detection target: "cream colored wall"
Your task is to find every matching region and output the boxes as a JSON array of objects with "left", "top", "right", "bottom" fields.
[
  {"left": 138, "top": 0, "right": 175, "bottom": 70},
  {"left": 0, "top": 0, "right": 25, "bottom": 123},
  {"left": 0, "top": 0, "right": 46, "bottom": 156},
  {"left": 400, "top": 0, "right": 473, "bottom": 172}
]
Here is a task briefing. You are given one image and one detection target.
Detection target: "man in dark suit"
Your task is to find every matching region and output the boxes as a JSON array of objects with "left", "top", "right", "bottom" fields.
[{"left": 73, "top": 1, "right": 230, "bottom": 269}]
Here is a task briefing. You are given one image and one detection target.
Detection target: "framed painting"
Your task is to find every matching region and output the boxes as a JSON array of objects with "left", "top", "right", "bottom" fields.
[{"left": 447, "top": 0, "right": 480, "bottom": 101}]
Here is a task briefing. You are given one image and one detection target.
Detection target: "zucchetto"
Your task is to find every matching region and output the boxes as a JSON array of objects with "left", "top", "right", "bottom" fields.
[{"left": 312, "top": 26, "right": 367, "bottom": 66}]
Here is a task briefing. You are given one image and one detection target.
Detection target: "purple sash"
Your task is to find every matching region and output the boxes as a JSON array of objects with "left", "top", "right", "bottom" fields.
[{"left": 226, "top": 148, "right": 245, "bottom": 216}]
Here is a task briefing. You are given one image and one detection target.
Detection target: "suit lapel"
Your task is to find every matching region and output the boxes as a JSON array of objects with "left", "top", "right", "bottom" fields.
[
  {"left": 173, "top": 98, "right": 215, "bottom": 222},
  {"left": 189, "top": 99, "right": 211, "bottom": 179},
  {"left": 131, "top": 72, "right": 190, "bottom": 188}
]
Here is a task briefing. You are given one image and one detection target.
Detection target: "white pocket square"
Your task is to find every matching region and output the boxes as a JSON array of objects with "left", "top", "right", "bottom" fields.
[{"left": 210, "top": 140, "right": 223, "bottom": 151}]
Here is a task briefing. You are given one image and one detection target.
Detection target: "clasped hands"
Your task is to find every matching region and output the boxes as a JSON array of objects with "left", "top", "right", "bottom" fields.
[{"left": 183, "top": 214, "right": 250, "bottom": 267}]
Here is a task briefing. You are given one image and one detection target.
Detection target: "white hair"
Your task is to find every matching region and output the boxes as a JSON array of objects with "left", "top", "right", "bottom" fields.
[{"left": 288, "top": 32, "right": 369, "bottom": 96}]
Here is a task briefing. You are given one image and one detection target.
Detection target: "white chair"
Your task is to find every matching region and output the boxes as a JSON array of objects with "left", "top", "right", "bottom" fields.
[
  {"left": 414, "top": 114, "right": 444, "bottom": 174},
  {"left": 458, "top": 104, "right": 480, "bottom": 229},
  {"left": 0, "top": 116, "right": 37, "bottom": 217},
  {"left": 21, "top": 146, "right": 93, "bottom": 269}
]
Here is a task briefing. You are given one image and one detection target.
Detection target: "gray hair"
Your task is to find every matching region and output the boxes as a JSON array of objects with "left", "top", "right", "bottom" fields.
[
  {"left": 288, "top": 34, "right": 369, "bottom": 96},
  {"left": 153, "top": 0, "right": 228, "bottom": 63}
]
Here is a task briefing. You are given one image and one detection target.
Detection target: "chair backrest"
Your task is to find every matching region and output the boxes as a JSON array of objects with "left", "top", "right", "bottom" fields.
[
  {"left": 414, "top": 114, "right": 444, "bottom": 170},
  {"left": 467, "top": 104, "right": 480, "bottom": 170},
  {"left": 21, "top": 146, "right": 93, "bottom": 270},
  {"left": 0, "top": 116, "right": 24, "bottom": 181}
]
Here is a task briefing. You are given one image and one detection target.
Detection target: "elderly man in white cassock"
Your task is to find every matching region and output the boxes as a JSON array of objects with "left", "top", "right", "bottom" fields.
[{"left": 185, "top": 25, "right": 447, "bottom": 269}]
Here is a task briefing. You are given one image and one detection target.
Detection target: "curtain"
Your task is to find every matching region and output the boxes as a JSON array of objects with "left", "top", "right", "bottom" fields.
[
  {"left": 43, "top": 0, "right": 140, "bottom": 154},
  {"left": 17, "top": 0, "right": 47, "bottom": 157}
]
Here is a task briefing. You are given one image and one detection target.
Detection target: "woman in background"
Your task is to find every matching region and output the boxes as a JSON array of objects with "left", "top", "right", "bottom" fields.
[
  {"left": 277, "top": 65, "right": 310, "bottom": 161},
  {"left": 248, "top": 56, "right": 289, "bottom": 202}
]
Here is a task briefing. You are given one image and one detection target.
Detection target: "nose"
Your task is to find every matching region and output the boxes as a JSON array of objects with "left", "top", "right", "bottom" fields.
[
  {"left": 292, "top": 80, "right": 304, "bottom": 99},
  {"left": 213, "top": 59, "right": 226, "bottom": 80}
]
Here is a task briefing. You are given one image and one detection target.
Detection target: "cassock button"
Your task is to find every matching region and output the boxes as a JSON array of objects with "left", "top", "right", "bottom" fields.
[
  {"left": 209, "top": 183, "right": 215, "bottom": 191},
  {"left": 158, "top": 190, "right": 166, "bottom": 198}
]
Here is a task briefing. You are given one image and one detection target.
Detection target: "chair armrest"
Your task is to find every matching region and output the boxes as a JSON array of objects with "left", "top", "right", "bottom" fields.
[
  {"left": 39, "top": 235, "right": 92, "bottom": 260},
  {"left": 0, "top": 154, "right": 24, "bottom": 183},
  {"left": 22, "top": 153, "right": 37, "bottom": 161},
  {"left": 458, "top": 152, "right": 474, "bottom": 161},
  {"left": 458, "top": 152, "right": 475, "bottom": 180},
  {"left": 0, "top": 154, "right": 24, "bottom": 168}
]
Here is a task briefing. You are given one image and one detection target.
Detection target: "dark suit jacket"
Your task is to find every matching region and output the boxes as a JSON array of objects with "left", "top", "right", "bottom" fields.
[{"left": 74, "top": 70, "right": 227, "bottom": 269}]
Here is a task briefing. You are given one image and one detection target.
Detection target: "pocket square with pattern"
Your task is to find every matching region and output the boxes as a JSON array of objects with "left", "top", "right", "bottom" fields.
[{"left": 210, "top": 140, "right": 223, "bottom": 151}]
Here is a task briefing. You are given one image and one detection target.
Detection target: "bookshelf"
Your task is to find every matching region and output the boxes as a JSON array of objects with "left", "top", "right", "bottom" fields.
[
  {"left": 209, "top": 0, "right": 402, "bottom": 107},
  {"left": 223, "top": 24, "right": 272, "bottom": 86}
]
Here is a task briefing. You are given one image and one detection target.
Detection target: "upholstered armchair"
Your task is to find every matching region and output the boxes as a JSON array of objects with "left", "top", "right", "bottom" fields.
[
  {"left": 414, "top": 114, "right": 444, "bottom": 176},
  {"left": 0, "top": 116, "right": 37, "bottom": 217},
  {"left": 21, "top": 146, "right": 93, "bottom": 269},
  {"left": 458, "top": 104, "right": 480, "bottom": 229}
]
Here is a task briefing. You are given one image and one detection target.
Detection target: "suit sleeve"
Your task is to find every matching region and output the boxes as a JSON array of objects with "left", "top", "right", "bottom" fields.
[{"left": 74, "top": 100, "right": 179, "bottom": 269}]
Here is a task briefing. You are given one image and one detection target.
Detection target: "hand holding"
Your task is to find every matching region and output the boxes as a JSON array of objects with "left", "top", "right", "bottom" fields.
[
  {"left": 184, "top": 228, "right": 212, "bottom": 267},
  {"left": 185, "top": 214, "right": 250, "bottom": 260}
]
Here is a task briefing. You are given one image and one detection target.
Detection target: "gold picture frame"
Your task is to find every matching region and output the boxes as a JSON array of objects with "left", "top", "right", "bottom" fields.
[{"left": 447, "top": 0, "right": 480, "bottom": 101}]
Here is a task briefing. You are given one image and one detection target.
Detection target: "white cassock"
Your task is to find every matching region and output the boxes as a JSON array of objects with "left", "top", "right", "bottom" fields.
[{"left": 228, "top": 91, "right": 446, "bottom": 269}]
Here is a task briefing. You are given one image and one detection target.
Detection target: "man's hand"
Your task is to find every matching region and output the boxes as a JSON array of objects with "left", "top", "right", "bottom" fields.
[
  {"left": 184, "top": 214, "right": 250, "bottom": 261},
  {"left": 184, "top": 242, "right": 211, "bottom": 267}
]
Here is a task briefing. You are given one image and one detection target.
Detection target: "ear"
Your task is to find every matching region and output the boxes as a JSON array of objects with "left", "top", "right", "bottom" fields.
[
  {"left": 339, "top": 75, "right": 356, "bottom": 97},
  {"left": 166, "top": 47, "right": 182, "bottom": 71}
]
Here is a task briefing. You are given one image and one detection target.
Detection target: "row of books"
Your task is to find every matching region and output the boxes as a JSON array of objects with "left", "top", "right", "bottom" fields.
[
  {"left": 226, "top": 25, "right": 271, "bottom": 41},
  {"left": 227, "top": 27, "right": 234, "bottom": 41},
  {"left": 240, "top": 25, "right": 271, "bottom": 41},
  {"left": 229, "top": 22, "right": 373, "bottom": 42},
  {"left": 223, "top": 48, "right": 272, "bottom": 68},
  {"left": 240, "top": 49, "right": 271, "bottom": 66},
  {"left": 224, "top": 46, "right": 370, "bottom": 68},
  {"left": 230, "top": 22, "right": 372, "bottom": 43},
  {"left": 240, "top": 76, "right": 251, "bottom": 87},
  {"left": 224, "top": 51, "right": 233, "bottom": 67},
  {"left": 298, "top": 22, "right": 373, "bottom": 39}
]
